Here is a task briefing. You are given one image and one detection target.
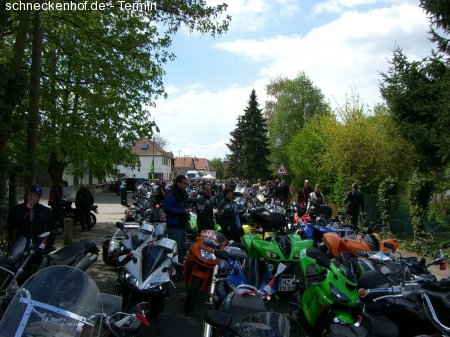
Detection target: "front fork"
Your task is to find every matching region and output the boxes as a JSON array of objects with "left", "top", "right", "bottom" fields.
[{"left": 203, "top": 264, "right": 219, "bottom": 337}]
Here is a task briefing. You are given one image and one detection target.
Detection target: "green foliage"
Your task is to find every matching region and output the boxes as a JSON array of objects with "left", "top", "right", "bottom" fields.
[
  {"left": 287, "top": 98, "right": 418, "bottom": 210},
  {"left": 377, "top": 177, "right": 399, "bottom": 237},
  {"left": 227, "top": 90, "right": 271, "bottom": 180},
  {"left": 266, "top": 72, "right": 330, "bottom": 173},
  {"left": 407, "top": 173, "right": 437, "bottom": 255},
  {"left": 419, "top": 0, "right": 450, "bottom": 56},
  {"left": 380, "top": 48, "right": 450, "bottom": 171},
  {"left": 209, "top": 157, "right": 224, "bottom": 179}
]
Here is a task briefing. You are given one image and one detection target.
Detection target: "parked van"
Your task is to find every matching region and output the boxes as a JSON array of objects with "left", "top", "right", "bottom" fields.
[{"left": 186, "top": 170, "right": 203, "bottom": 180}]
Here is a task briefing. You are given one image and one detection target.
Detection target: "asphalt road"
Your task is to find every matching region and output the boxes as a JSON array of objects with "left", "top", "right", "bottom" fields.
[{"left": 51, "top": 191, "right": 449, "bottom": 337}]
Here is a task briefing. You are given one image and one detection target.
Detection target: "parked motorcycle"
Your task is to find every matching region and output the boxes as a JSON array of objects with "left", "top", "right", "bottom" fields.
[
  {"left": 204, "top": 263, "right": 304, "bottom": 337},
  {"left": 102, "top": 222, "right": 141, "bottom": 266},
  {"left": 357, "top": 271, "right": 450, "bottom": 337},
  {"left": 323, "top": 226, "right": 398, "bottom": 259},
  {"left": 114, "top": 221, "right": 180, "bottom": 323},
  {"left": 184, "top": 230, "right": 227, "bottom": 312},
  {"left": 0, "top": 265, "right": 148, "bottom": 337},
  {"left": 0, "top": 233, "right": 98, "bottom": 318},
  {"left": 62, "top": 201, "right": 98, "bottom": 227},
  {"left": 242, "top": 208, "right": 313, "bottom": 294},
  {"left": 292, "top": 247, "right": 360, "bottom": 336}
]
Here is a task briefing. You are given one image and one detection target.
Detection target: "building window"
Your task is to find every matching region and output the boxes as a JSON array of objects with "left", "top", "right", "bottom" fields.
[{"left": 140, "top": 143, "right": 149, "bottom": 150}]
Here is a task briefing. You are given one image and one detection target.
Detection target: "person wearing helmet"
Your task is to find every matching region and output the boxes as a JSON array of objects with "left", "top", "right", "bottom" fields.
[{"left": 7, "top": 184, "right": 56, "bottom": 246}]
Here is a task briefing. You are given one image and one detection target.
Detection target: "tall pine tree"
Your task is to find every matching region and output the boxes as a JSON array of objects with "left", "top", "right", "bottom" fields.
[
  {"left": 227, "top": 90, "right": 271, "bottom": 180},
  {"left": 226, "top": 116, "right": 245, "bottom": 178}
]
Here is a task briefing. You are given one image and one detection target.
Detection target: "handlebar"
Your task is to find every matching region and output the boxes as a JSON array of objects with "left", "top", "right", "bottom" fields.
[{"left": 359, "top": 281, "right": 450, "bottom": 333}]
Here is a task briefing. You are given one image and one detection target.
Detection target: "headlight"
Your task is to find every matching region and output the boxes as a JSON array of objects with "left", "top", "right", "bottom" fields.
[
  {"left": 108, "top": 241, "right": 119, "bottom": 252},
  {"left": 200, "top": 248, "right": 216, "bottom": 261},
  {"left": 265, "top": 251, "right": 279, "bottom": 259},
  {"left": 125, "top": 272, "right": 139, "bottom": 287},
  {"left": 330, "top": 284, "right": 350, "bottom": 303}
]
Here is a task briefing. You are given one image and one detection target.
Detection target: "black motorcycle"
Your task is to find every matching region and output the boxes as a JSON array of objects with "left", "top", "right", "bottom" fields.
[{"left": 61, "top": 201, "right": 98, "bottom": 227}]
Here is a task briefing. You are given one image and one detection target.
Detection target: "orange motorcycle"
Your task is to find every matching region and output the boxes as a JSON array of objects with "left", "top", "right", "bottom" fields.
[
  {"left": 183, "top": 230, "right": 227, "bottom": 312},
  {"left": 323, "top": 228, "right": 398, "bottom": 258}
]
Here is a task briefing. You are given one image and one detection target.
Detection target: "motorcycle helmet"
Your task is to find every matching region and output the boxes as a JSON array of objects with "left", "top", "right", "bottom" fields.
[{"left": 28, "top": 184, "right": 43, "bottom": 198}]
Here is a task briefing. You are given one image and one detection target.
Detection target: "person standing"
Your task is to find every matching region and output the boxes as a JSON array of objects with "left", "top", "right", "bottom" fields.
[
  {"left": 119, "top": 179, "right": 127, "bottom": 206},
  {"left": 278, "top": 180, "right": 290, "bottom": 204},
  {"left": 75, "top": 185, "right": 94, "bottom": 232},
  {"left": 344, "top": 183, "right": 365, "bottom": 229},
  {"left": 163, "top": 175, "right": 190, "bottom": 270},
  {"left": 196, "top": 183, "right": 215, "bottom": 232},
  {"left": 7, "top": 184, "right": 56, "bottom": 246},
  {"left": 217, "top": 187, "right": 242, "bottom": 242},
  {"left": 297, "top": 179, "right": 312, "bottom": 211},
  {"left": 307, "top": 183, "right": 325, "bottom": 212}
]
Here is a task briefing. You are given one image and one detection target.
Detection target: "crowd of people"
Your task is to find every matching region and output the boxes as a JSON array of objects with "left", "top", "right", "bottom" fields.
[{"left": 6, "top": 176, "right": 364, "bottom": 270}]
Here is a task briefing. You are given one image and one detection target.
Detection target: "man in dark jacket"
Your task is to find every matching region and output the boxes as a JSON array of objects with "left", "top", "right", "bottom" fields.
[
  {"left": 217, "top": 187, "right": 242, "bottom": 242},
  {"left": 163, "top": 175, "right": 190, "bottom": 267},
  {"left": 344, "top": 183, "right": 364, "bottom": 229},
  {"left": 196, "top": 183, "right": 215, "bottom": 231},
  {"left": 75, "top": 185, "right": 94, "bottom": 232},
  {"left": 7, "top": 184, "right": 56, "bottom": 247}
]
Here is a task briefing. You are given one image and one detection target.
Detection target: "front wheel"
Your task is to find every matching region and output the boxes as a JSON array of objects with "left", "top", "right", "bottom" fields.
[
  {"left": 184, "top": 276, "right": 203, "bottom": 313},
  {"left": 90, "top": 212, "right": 97, "bottom": 227}
]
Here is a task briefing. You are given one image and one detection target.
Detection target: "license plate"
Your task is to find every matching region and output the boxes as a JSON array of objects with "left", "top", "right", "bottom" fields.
[{"left": 277, "top": 274, "right": 296, "bottom": 292}]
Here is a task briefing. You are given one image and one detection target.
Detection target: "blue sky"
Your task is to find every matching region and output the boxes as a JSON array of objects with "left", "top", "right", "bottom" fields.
[{"left": 152, "top": 0, "right": 435, "bottom": 160}]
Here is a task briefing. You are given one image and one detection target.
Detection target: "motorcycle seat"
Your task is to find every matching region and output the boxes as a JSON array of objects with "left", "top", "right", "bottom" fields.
[
  {"left": 229, "top": 292, "right": 266, "bottom": 325},
  {"left": 48, "top": 242, "right": 86, "bottom": 263}
]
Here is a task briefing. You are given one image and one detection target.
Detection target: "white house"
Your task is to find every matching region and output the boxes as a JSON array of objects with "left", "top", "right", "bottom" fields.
[{"left": 117, "top": 138, "right": 174, "bottom": 181}]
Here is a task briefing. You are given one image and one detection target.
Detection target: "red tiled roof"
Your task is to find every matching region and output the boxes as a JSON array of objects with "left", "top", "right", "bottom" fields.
[{"left": 173, "top": 157, "right": 209, "bottom": 171}]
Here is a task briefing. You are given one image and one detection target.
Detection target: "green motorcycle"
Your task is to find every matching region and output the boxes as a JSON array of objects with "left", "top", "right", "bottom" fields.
[
  {"left": 242, "top": 209, "right": 313, "bottom": 295},
  {"left": 292, "top": 247, "right": 361, "bottom": 336}
]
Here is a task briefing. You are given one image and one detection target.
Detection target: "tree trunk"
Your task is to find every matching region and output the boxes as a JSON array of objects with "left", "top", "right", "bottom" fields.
[
  {"left": 47, "top": 152, "right": 66, "bottom": 186},
  {"left": 25, "top": 8, "right": 43, "bottom": 188},
  {"left": 0, "top": 11, "right": 31, "bottom": 243}
]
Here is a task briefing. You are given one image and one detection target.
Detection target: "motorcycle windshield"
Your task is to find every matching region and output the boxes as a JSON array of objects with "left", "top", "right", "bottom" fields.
[
  {"left": 200, "top": 230, "right": 227, "bottom": 249},
  {"left": 235, "top": 312, "right": 298, "bottom": 337},
  {"left": 141, "top": 245, "right": 168, "bottom": 281},
  {"left": 0, "top": 265, "right": 102, "bottom": 337},
  {"left": 332, "top": 259, "right": 356, "bottom": 283}
]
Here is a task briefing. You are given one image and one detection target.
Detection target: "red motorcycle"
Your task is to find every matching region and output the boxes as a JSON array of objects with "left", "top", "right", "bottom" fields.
[{"left": 183, "top": 230, "right": 227, "bottom": 312}]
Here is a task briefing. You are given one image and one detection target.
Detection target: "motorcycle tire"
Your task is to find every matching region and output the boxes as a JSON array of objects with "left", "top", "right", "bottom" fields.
[
  {"left": 147, "top": 293, "right": 165, "bottom": 319},
  {"left": 90, "top": 212, "right": 97, "bottom": 227},
  {"left": 184, "top": 276, "right": 203, "bottom": 313}
]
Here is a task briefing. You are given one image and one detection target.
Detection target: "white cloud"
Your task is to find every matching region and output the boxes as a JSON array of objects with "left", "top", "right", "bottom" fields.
[
  {"left": 205, "top": 0, "right": 299, "bottom": 32},
  {"left": 312, "top": 0, "right": 413, "bottom": 14},
  {"left": 152, "top": 81, "right": 268, "bottom": 159},
  {"left": 215, "top": 3, "right": 433, "bottom": 108}
]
